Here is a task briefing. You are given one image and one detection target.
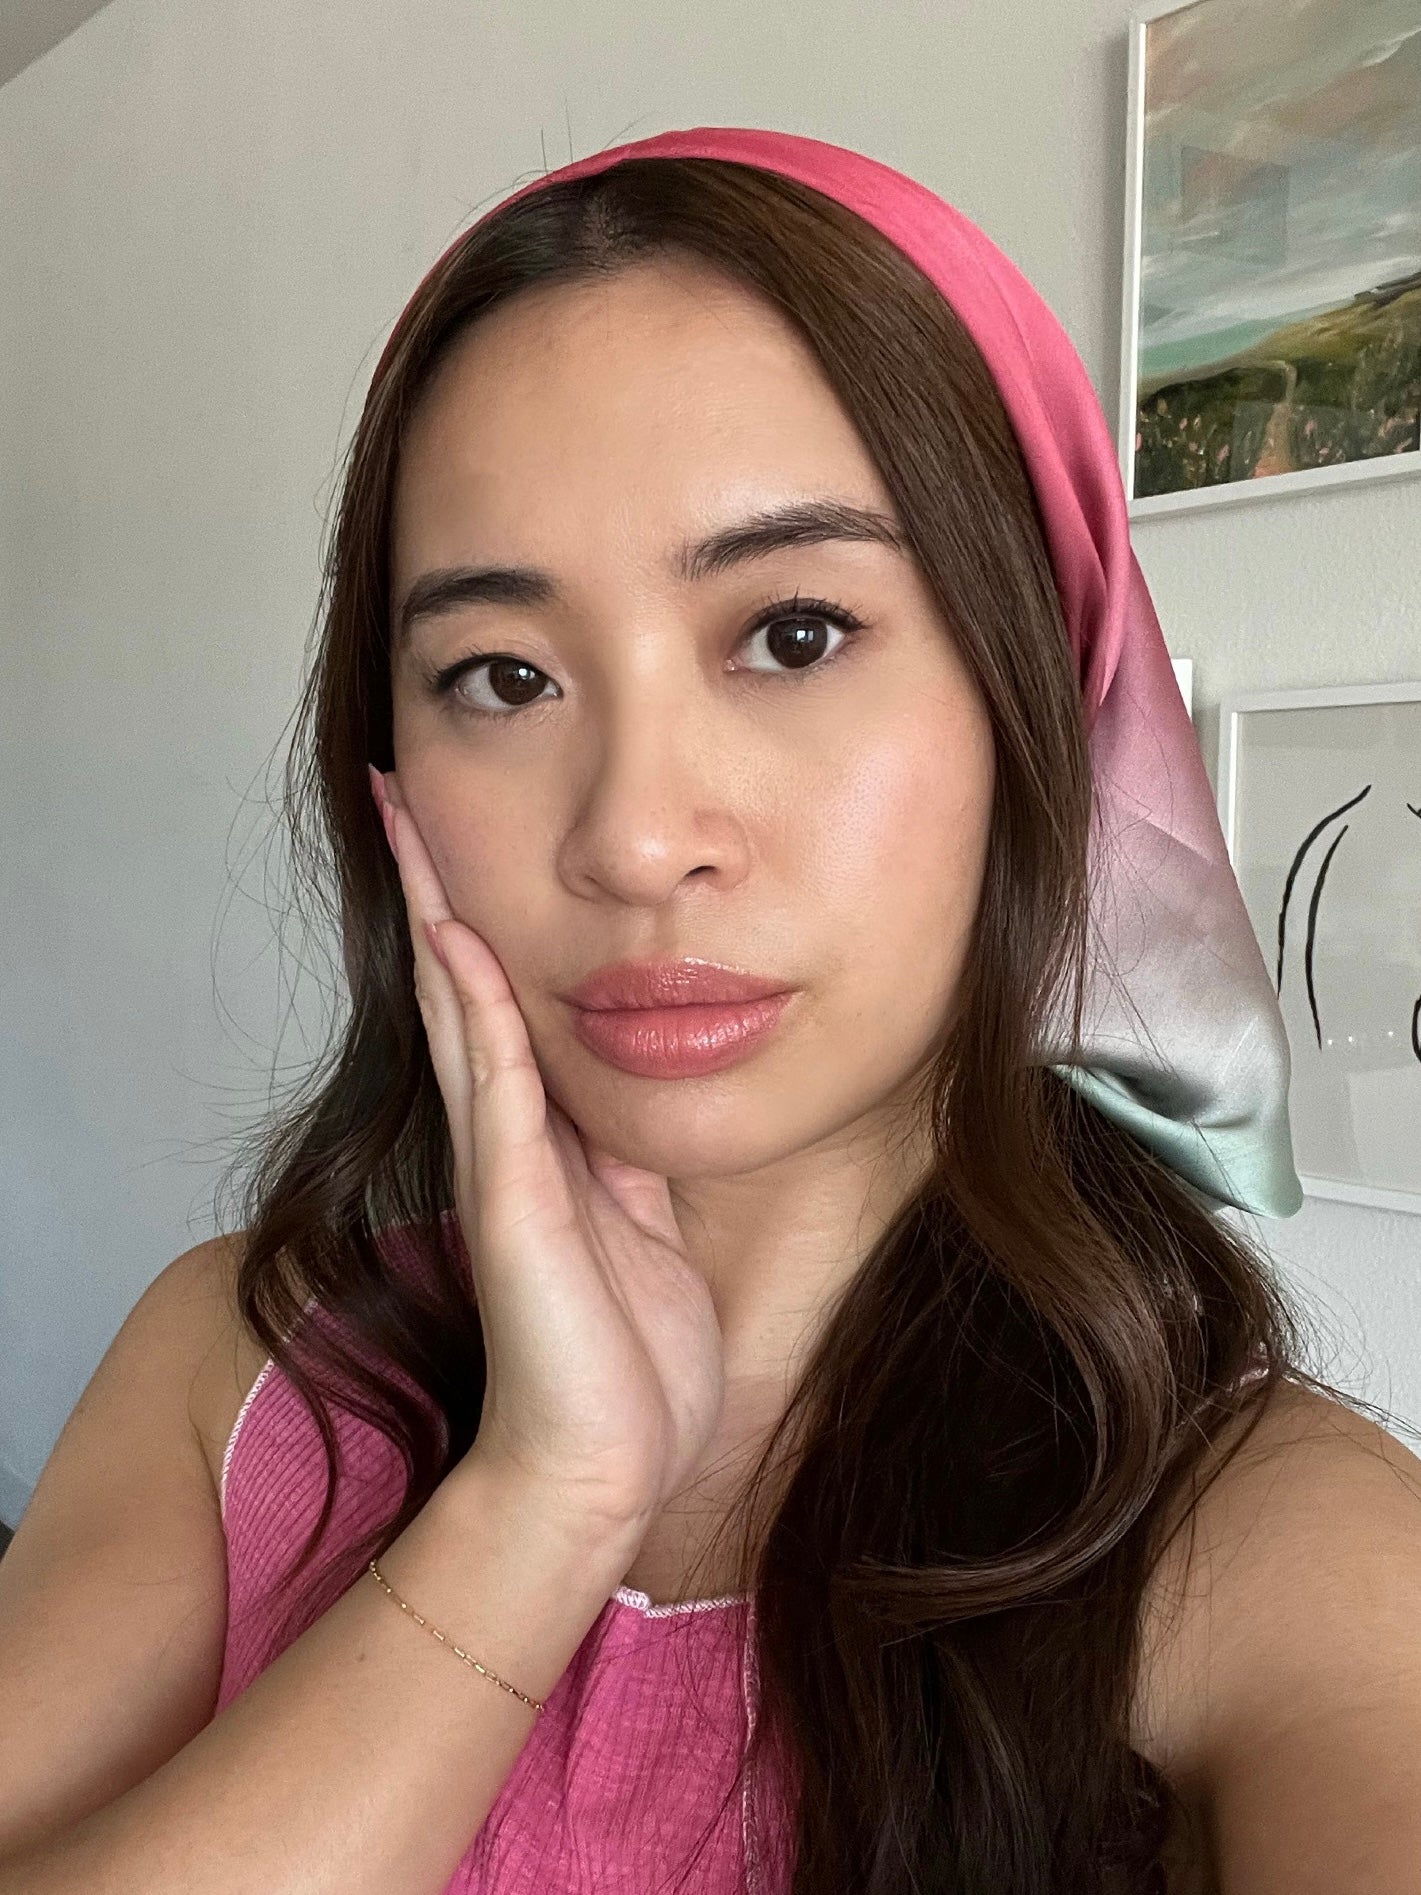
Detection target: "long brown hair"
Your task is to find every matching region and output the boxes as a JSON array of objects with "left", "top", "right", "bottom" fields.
[{"left": 222, "top": 156, "right": 1332, "bottom": 1891}]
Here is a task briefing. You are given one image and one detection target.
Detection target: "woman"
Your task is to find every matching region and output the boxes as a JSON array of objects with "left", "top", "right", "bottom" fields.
[{"left": 1, "top": 126, "right": 1418, "bottom": 1894}]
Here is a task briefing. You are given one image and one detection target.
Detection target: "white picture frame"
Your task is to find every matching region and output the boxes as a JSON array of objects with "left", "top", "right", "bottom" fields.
[
  {"left": 1119, "top": 0, "right": 1421, "bottom": 519},
  {"left": 1216, "top": 681, "right": 1421, "bottom": 1216}
]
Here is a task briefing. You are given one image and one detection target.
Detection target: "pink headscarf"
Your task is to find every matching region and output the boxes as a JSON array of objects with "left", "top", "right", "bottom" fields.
[{"left": 375, "top": 125, "right": 1303, "bottom": 1219}]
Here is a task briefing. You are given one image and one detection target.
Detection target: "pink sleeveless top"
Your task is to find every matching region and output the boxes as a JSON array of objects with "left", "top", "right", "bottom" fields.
[{"left": 214, "top": 1233, "right": 795, "bottom": 1892}]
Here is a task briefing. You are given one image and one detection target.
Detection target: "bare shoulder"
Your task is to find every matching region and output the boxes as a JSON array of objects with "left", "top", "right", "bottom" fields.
[
  {"left": 1131, "top": 1375, "right": 1421, "bottom": 1787},
  {"left": 0, "top": 1232, "right": 272, "bottom": 1852},
  {"left": 178, "top": 1231, "right": 275, "bottom": 1500}
]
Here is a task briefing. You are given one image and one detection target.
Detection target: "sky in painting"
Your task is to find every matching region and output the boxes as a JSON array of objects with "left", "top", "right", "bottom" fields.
[{"left": 1140, "top": 0, "right": 1421, "bottom": 380}]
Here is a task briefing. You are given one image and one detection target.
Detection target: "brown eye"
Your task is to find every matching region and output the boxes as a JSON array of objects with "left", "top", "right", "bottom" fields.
[
  {"left": 438, "top": 655, "right": 557, "bottom": 716},
  {"left": 478, "top": 659, "right": 549, "bottom": 707},
  {"left": 770, "top": 616, "right": 833, "bottom": 667},
  {"left": 739, "top": 595, "right": 866, "bottom": 675}
]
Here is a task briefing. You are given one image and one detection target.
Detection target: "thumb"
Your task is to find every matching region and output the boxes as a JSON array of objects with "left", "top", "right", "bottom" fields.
[{"left": 581, "top": 1140, "right": 684, "bottom": 1249}]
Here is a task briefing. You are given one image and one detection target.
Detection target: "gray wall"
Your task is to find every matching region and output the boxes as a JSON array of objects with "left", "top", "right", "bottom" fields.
[
  {"left": 3, "top": 0, "right": 1419, "bottom": 1525},
  {"left": 0, "top": 0, "right": 116, "bottom": 90}
]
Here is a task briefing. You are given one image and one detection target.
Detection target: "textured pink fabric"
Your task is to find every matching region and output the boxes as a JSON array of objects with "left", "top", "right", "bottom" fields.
[{"left": 215, "top": 1225, "right": 793, "bottom": 1892}]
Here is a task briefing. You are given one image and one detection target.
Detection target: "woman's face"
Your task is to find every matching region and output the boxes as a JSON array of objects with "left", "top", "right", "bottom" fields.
[{"left": 387, "top": 255, "right": 995, "bottom": 1183}]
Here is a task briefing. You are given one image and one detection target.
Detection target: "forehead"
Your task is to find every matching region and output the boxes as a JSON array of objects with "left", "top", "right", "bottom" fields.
[{"left": 390, "top": 258, "right": 892, "bottom": 575}]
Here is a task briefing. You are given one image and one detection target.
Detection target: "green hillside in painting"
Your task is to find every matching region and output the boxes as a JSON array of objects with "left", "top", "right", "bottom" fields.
[{"left": 1133, "top": 269, "right": 1421, "bottom": 498}]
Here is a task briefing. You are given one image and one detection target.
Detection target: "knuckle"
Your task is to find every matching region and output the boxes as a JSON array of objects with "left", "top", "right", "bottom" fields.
[{"left": 411, "top": 958, "right": 437, "bottom": 1012}]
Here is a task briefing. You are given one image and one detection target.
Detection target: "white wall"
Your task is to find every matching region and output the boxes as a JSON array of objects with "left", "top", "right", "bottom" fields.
[{"left": 3, "top": 0, "right": 1418, "bottom": 1525}]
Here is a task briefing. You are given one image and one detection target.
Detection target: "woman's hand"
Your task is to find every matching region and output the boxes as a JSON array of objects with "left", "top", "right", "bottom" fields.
[{"left": 369, "top": 766, "right": 726, "bottom": 1537}]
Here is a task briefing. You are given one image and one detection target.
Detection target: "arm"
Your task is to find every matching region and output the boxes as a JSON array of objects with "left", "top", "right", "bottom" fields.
[{"left": 0, "top": 1239, "right": 645, "bottom": 1895}]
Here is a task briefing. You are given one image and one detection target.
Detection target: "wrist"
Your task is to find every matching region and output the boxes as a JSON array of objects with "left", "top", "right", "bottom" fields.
[
  {"left": 368, "top": 1457, "right": 650, "bottom": 1714},
  {"left": 441, "top": 1449, "right": 650, "bottom": 1586}
]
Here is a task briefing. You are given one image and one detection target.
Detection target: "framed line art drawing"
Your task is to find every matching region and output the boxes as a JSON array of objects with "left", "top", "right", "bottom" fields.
[
  {"left": 1119, "top": 0, "right": 1421, "bottom": 518},
  {"left": 1217, "top": 682, "right": 1421, "bottom": 1215}
]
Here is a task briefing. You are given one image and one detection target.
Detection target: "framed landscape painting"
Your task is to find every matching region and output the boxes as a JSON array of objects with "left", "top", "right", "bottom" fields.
[
  {"left": 1217, "top": 682, "right": 1421, "bottom": 1215},
  {"left": 1120, "top": 0, "right": 1421, "bottom": 516}
]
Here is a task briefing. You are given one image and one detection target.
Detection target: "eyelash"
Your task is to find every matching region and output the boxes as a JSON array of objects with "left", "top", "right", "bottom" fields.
[{"left": 419, "top": 592, "right": 870, "bottom": 721}]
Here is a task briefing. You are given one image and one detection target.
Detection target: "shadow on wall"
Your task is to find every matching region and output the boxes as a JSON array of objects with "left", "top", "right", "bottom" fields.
[{"left": 0, "top": 1521, "right": 11, "bottom": 1560}]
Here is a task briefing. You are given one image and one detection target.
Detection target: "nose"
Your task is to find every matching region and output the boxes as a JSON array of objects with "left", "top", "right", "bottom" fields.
[{"left": 555, "top": 689, "right": 753, "bottom": 909}]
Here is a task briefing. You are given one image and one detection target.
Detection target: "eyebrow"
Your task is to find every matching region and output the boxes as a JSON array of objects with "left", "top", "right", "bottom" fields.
[{"left": 393, "top": 497, "right": 909, "bottom": 648}]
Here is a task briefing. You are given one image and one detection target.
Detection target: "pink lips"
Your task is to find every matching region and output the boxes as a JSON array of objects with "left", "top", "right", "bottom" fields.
[
  {"left": 565, "top": 958, "right": 790, "bottom": 1011},
  {"left": 562, "top": 959, "right": 796, "bottom": 1078}
]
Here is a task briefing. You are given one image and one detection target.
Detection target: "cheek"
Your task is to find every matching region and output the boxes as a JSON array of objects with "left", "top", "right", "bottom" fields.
[
  {"left": 803, "top": 704, "right": 1000, "bottom": 1076},
  {"left": 808, "top": 712, "right": 993, "bottom": 997},
  {"left": 402, "top": 762, "right": 544, "bottom": 932}
]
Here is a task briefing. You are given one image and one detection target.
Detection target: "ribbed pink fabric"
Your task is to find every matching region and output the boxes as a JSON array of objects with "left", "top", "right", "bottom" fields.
[{"left": 214, "top": 1243, "right": 793, "bottom": 1890}]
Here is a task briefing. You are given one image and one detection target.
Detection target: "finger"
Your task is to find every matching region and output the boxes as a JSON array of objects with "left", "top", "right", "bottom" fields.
[
  {"left": 544, "top": 1098, "right": 593, "bottom": 1192},
  {"left": 387, "top": 815, "right": 565, "bottom": 1254},
  {"left": 532, "top": 1067, "right": 681, "bottom": 1247},
  {"left": 432, "top": 917, "right": 554, "bottom": 1186},
  {"left": 541, "top": 1097, "right": 677, "bottom": 1245},
  {"left": 381, "top": 800, "right": 478, "bottom": 1181},
  {"left": 580, "top": 1139, "right": 684, "bottom": 1249}
]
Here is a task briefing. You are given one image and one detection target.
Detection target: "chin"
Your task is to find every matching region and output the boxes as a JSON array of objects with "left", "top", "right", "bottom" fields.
[{"left": 544, "top": 1069, "right": 806, "bottom": 1181}]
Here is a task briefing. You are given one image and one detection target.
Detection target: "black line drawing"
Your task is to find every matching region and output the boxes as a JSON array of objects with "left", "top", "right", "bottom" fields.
[
  {"left": 1230, "top": 690, "right": 1421, "bottom": 1205},
  {"left": 1274, "top": 785, "right": 1370, "bottom": 994},
  {"left": 1275, "top": 783, "right": 1421, "bottom": 1066},
  {"left": 1302, "top": 826, "right": 1350, "bottom": 1051}
]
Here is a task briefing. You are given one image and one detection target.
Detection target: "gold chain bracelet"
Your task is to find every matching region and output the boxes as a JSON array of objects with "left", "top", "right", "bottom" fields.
[{"left": 366, "top": 1559, "right": 546, "bottom": 1714}]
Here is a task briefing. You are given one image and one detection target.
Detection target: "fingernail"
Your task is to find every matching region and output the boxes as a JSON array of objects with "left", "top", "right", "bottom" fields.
[
  {"left": 382, "top": 801, "right": 398, "bottom": 857},
  {"left": 368, "top": 762, "right": 386, "bottom": 810},
  {"left": 424, "top": 919, "right": 451, "bottom": 970}
]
